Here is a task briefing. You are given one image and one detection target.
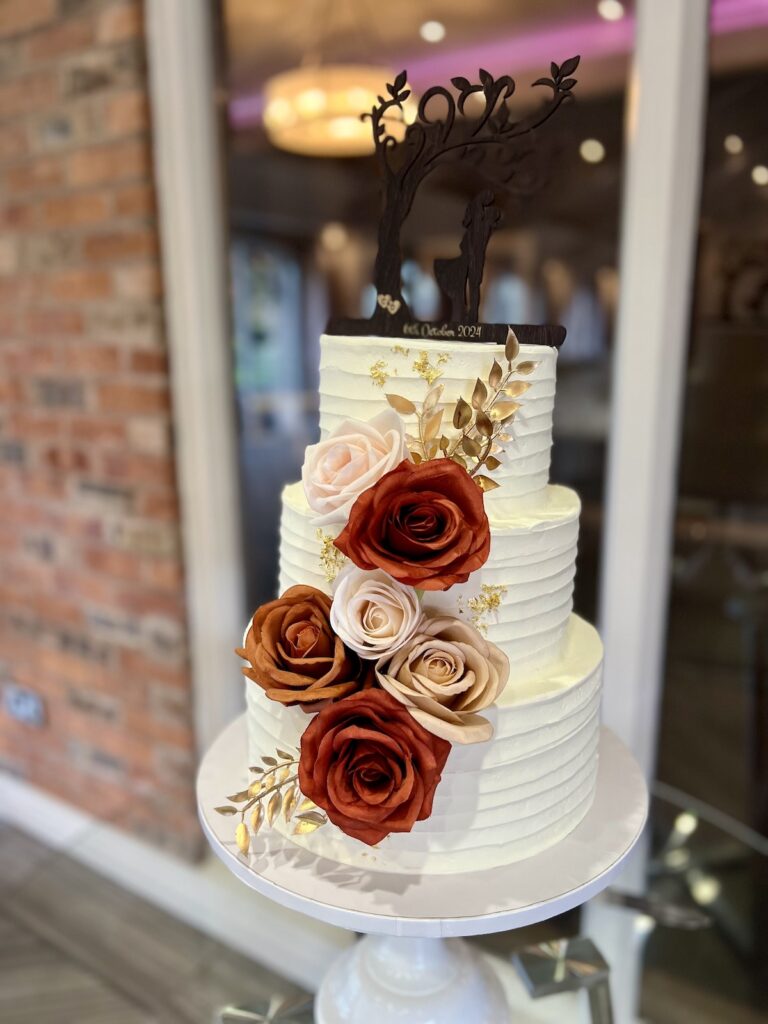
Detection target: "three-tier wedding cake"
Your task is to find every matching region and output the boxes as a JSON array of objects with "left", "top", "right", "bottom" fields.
[
  {"left": 217, "top": 58, "right": 599, "bottom": 876},
  {"left": 242, "top": 333, "right": 602, "bottom": 874}
]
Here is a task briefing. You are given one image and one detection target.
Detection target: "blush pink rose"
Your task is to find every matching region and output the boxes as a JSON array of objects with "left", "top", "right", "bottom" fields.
[{"left": 302, "top": 409, "right": 410, "bottom": 526}]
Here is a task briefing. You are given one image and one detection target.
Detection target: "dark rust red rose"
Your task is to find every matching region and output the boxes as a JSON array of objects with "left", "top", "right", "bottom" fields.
[
  {"left": 237, "top": 585, "right": 372, "bottom": 709},
  {"left": 298, "top": 688, "right": 451, "bottom": 846},
  {"left": 333, "top": 459, "right": 491, "bottom": 591}
]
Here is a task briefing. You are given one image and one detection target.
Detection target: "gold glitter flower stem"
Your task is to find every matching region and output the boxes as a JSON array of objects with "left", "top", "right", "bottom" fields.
[
  {"left": 239, "top": 768, "right": 299, "bottom": 821},
  {"left": 445, "top": 365, "right": 516, "bottom": 461}
]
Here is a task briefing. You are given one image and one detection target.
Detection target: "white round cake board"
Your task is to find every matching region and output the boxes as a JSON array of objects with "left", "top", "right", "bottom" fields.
[
  {"left": 198, "top": 716, "right": 647, "bottom": 1022},
  {"left": 198, "top": 715, "right": 647, "bottom": 939}
]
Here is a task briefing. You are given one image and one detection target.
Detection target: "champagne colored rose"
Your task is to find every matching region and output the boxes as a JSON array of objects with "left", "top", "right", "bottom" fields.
[
  {"left": 330, "top": 566, "right": 423, "bottom": 661},
  {"left": 237, "top": 585, "right": 373, "bottom": 710},
  {"left": 302, "top": 409, "right": 410, "bottom": 526},
  {"left": 334, "top": 459, "right": 491, "bottom": 591},
  {"left": 298, "top": 689, "right": 451, "bottom": 846},
  {"left": 376, "top": 615, "right": 509, "bottom": 744}
]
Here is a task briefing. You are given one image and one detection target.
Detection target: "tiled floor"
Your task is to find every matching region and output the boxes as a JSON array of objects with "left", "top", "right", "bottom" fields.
[{"left": 0, "top": 824, "right": 304, "bottom": 1024}]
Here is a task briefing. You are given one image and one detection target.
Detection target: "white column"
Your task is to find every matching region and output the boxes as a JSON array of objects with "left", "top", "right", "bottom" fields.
[
  {"left": 145, "top": 0, "right": 245, "bottom": 751},
  {"left": 599, "top": 0, "right": 710, "bottom": 780}
]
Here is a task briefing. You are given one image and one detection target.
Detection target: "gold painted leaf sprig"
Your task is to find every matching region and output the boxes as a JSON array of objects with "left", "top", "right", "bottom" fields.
[
  {"left": 214, "top": 746, "right": 327, "bottom": 855},
  {"left": 385, "top": 331, "right": 539, "bottom": 492}
]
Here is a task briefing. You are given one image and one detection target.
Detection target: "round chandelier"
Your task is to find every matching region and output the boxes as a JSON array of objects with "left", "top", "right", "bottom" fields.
[{"left": 263, "top": 64, "right": 417, "bottom": 158}]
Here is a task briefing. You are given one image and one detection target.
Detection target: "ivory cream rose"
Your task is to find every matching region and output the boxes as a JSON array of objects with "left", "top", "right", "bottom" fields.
[
  {"left": 376, "top": 615, "right": 509, "bottom": 744},
  {"left": 302, "top": 409, "right": 409, "bottom": 526},
  {"left": 330, "top": 566, "right": 423, "bottom": 660}
]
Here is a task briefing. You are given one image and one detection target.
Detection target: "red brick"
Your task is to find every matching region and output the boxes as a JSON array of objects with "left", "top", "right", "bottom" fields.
[
  {"left": 0, "top": 124, "right": 28, "bottom": 163},
  {"left": 96, "top": 382, "right": 170, "bottom": 414},
  {"left": 69, "top": 416, "right": 127, "bottom": 444},
  {"left": 2, "top": 341, "right": 57, "bottom": 374},
  {"left": 25, "top": 307, "right": 85, "bottom": 337},
  {"left": 113, "top": 182, "right": 155, "bottom": 219},
  {"left": 114, "top": 264, "right": 162, "bottom": 301},
  {"left": 0, "top": 0, "right": 56, "bottom": 37},
  {"left": 61, "top": 342, "right": 122, "bottom": 374},
  {"left": 0, "top": 309, "right": 20, "bottom": 335},
  {"left": 83, "top": 228, "right": 156, "bottom": 264},
  {"left": 97, "top": 2, "right": 142, "bottom": 44},
  {"left": 0, "top": 73, "right": 57, "bottom": 120},
  {"left": 142, "top": 557, "right": 184, "bottom": 590},
  {"left": 8, "top": 410, "right": 60, "bottom": 439},
  {"left": 25, "top": 17, "right": 94, "bottom": 60},
  {"left": 47, "top": 268, "right": 113, "bottom": 301},
  {"left": 67, "top": 140, "right": 149, "bottom": 187},
  {"left": 83, "top": 546, "right": 142, "bottom": 581},
  {"left": 0, "top": 201, "right": 37, "bottom": 230},
  {"left": 129, "top": 347, "right": 167, "bottom": 374},
  {"left": 104, "top": 89, "right": 148, "bottom": 136},
  {"left": 6, "top": 154, "right": 64, "bottom": 193},
  {"left": 42, "top": 442, "right": 92, "bottom": 474},
  {"left": 134, "top": 490, "right": 179, "bottom": 522},
  {"left": 41, "top": 191, "right": 110, "bottom": 227},
  {"left": 101, "top": 451, "right": 176, "bottom": 487}
]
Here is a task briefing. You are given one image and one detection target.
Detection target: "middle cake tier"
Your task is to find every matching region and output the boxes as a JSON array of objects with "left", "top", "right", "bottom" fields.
[{"left": 279, "top": 480, "right": 581, "bottom": 675}]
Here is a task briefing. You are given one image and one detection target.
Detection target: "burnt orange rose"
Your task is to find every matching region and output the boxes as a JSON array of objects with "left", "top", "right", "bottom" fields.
[
  {"left": 298, "top": 689, "right": 451, "bottom": 846},
  {"left": 334, "top": 459, "right": 491, "bottom": 591},
  {"left": 237, "top": 585, "right": 372, "bottom": 709}
]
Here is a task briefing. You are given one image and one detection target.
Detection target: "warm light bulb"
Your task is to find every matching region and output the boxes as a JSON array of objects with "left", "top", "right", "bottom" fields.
[
  {"left": 420, "top": 20, "right": 446, "bottom": 43},
  {"left": 674, "top": 811, "right": 698, "bottom": 837},
  {"left": 295, "top": 87, "right": 327, "bottom": 117},
  {"left": 597, "top": 0, "right": 625, "bottom": 21},
  {"left": 751, "top": 164, "right": 768, "bottom": 186},
  {"left": 580, "top": 138, "right": 606, "bottom": 164},
  {"left": 634, "top": 914, "right": 656, "bottom": 935},
  {"left": 690, "top": 873, "right": 721, "bottom": 906},
  {"left": 724, "top": 134, "right": 743, "bottom": 155}
]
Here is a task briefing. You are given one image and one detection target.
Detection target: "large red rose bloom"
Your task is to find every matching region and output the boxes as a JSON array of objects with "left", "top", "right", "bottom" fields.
[
  {"left": 298, "top": 689, "right": 451, "bottom": 846},
  {"left": 333, "top": 459, "right": 491, "bottom": 591}
]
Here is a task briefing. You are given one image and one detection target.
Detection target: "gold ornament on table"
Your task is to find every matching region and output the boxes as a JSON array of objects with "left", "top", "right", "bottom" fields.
[
  {"left": 384, "top": 330, "right": 539, "bottom": 490},
  {"left": 215, "top": 747, "right": 327, "bottom": 854}
]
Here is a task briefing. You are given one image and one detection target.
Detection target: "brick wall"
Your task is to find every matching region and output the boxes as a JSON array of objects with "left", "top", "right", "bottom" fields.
[{"left": 0, "top": 0, "right": 201, "bottom": 858}]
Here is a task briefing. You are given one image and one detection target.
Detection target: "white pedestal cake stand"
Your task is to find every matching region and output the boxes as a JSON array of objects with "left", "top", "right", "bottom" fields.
[{"left": 198, "top": 716, "right": 648, "bottom": 1024}]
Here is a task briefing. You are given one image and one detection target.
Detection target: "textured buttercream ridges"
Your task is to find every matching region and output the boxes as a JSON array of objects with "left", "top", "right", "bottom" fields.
[
  {"left": 278, "top": 480, "right": 581, "bottom": 676},
  {"left": 319, "top": 334, "right": 558, "bottom": 503},
  {"left": 243, "top": 614, "right": 603, "bottom": 873}
]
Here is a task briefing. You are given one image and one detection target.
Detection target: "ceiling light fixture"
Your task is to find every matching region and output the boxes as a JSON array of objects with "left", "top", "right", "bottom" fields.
[
  {"left": 579, "top": 138, "right": 606, "bottom": 163},
  {"left": 723, "top": 134, "right": 743, "bottom": 155},
  {"left": 420, "top": 20, "right": 446, "bottom": 43},
  {"left": 263, "top": 65, "right": 417, "bottom": 157},
  {"left": 597, "top": 0, "right": 625, "bottom": 21},
  {"left": 751, "top": 164, "right": 768, "bottom": 186}
]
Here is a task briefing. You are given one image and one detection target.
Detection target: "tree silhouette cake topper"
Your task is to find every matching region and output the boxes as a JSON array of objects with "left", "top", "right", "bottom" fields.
[{"left": 328, "top": 56, "right": 580, "bottom": 346}]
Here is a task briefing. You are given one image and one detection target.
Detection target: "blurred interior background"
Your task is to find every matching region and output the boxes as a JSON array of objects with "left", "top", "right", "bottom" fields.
[{"left": 0, "top": 1, "right": 767, "bottom": 1022}]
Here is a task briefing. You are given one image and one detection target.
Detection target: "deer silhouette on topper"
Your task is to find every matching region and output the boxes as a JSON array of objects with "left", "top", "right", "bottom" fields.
[
  {"left": 327, "top": 56, "right": 580, "bottom": 345},
  {"left": 434, "top": 190, "right": 502, "bottom": 324}
]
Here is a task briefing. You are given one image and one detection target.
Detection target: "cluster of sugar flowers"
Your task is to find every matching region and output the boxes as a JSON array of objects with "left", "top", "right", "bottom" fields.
[{"left": 232, "top": 357, "right": 525, "bottom": 848}]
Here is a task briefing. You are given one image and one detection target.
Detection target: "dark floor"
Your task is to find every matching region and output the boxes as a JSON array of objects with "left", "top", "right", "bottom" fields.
[
  {"left": 0, "top": 824, "right": 303, "bottom": 1024},
  {"left": 2, "top": 819, "right": 766, "bottom": 1024}
]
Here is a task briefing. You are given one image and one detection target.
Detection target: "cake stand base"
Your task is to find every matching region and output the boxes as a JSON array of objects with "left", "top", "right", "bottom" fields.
[
  {"left": 315, "top": 934, "right": 509, "bottom": 1024},
  {"left": 198, "top": 718, "right": 647, "bottom": 1024}
]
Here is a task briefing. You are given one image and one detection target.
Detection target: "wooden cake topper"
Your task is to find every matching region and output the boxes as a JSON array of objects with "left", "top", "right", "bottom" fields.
[{"left": 328, "top": 57, "right": 580, "bottom": 346}]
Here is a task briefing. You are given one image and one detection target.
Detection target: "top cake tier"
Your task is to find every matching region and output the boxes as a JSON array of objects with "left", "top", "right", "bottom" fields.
[{"left": 318, "top": 334, "right": 558, "bottom": 508}]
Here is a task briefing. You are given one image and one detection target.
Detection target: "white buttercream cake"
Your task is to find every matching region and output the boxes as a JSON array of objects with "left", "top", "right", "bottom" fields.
[{"left": 243, "top": 333, "right": 603, "bottom": 874}]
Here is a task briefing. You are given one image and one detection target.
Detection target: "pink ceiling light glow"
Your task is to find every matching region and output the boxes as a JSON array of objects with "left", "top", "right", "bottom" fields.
[{"left": 229, "top": 0, "right": 768, "bottom": 131}]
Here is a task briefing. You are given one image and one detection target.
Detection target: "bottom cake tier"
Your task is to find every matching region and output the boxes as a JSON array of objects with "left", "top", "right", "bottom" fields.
[{"left": 244, "top": 613, "right": 603, "bottom": 875}]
